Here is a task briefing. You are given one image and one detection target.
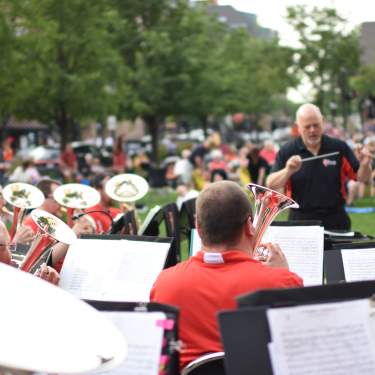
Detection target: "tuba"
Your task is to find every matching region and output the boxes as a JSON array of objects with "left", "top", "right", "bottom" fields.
[
  {"left": 104, "top": 173, "right": 149, "bottom": 234},
  {"left": 247, "top": 183, "right": 299, "bottom": 260},
  {"left": 53, "top": 183, "right": 100, "bottom": 228},
  {"left": 19, "top": 209, "right": 77, "bottom": 273},
  {"left": 2, "top": 183, "right": 45, "bottom": 241}
]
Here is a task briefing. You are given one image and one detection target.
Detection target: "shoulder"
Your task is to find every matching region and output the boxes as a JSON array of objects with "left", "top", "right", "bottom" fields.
[
  {"left": 323, "top": 135, "right": 350, "bottom": 151},
  {"left": 254, "top": 265, "right": 304, "bottom": 288}
]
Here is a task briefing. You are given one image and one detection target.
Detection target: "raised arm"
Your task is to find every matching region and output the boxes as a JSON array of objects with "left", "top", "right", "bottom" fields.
[{"left": 266, "top": 155, "right": 302, "bottom": 190}]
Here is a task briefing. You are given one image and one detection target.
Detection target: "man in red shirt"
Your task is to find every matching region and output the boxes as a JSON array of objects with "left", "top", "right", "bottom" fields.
[
  {"left": 85, "top": 174, "right": 122, "bottom": 234},
  {"left": 150, "top": 181, "right": 303, "bottom": 370}
]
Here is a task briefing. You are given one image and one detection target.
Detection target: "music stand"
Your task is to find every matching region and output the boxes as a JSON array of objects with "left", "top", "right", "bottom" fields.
[
  {"left": 162, "top": 203, "right": 181, "bottom": 265},
  {"left": 179, "top": 198, "right": 196, "bottom": 253},
  {"left": 110, "top": 210, "right": 138, "bottom": 235},
  {"left": 219, "top": 280, "right": 375, "bottom": 375},
  {"left": 324, "top": 241, "right": 375, "bottom": 283},
  {"left": 86, "top": 301, "right": 179, "bottom": 375},
  {"left": 141, "top": 207, "right": 164, "bottom": 237}
]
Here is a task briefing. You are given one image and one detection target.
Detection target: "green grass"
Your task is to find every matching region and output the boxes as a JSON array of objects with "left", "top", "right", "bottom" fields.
[{"left": 140, "top": 188, "right": 375, "bottom": 239}]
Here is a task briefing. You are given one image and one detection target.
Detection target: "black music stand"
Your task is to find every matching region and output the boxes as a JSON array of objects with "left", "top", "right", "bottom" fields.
[
  {"left": 81, "top": 234, "right": 174, "bottom": 269},
  {"left": 179, "top": 198, "right": 196, "bottom": 247},
  {"left": 219, "top": 280, "right": 375, "bottom": 375},
  {"left": 162, "top": 203, "right": 181, "bottom": 264},
  {"left": 142, "top": 206, "right": 164, "bottom": 237},
  {"left": 324, "top": 241, "right": 375, "bottom": 283},
  {"left": 110, "top": 210, "right": 138, "bottom": 235},
  {"left": 86, "top": 301, "right": 180, "bottom": 375}
]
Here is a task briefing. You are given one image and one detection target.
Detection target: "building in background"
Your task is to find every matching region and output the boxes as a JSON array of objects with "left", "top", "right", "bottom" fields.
[{"left": 206, "top": 4, "right": 277, "bottom": 40}]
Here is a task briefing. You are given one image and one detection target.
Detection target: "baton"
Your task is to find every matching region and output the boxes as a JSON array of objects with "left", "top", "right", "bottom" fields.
[{"left": 301, "top": 151, "right": 340, "bottom": 162}]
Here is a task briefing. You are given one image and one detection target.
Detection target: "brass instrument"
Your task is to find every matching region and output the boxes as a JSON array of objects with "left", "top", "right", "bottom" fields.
[
  {"left": 105, "top": 174, "right": 149, "bottom": 233},
  {"left": 53, "top": 183, "right": 100, "bottom": 227},
  {"left": 247, "top": 183, "right": 299, "bottom": 260},
  {"left": 2, "top": 183, "right": 44, "bottom": 241},
  {"left": 19, "top": 209, "right": 77, "bottom": 273},
  {"left": 0, "top": 262, "right": 127, "bottom": 374}
]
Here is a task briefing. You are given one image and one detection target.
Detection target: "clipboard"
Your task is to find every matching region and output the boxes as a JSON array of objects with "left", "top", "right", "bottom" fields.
[
  {"left": 324, "top": 241, "right": 375, "bottom": 283},
  {"left": 86, "top": 301, "right": 180, "bottom": 375}
]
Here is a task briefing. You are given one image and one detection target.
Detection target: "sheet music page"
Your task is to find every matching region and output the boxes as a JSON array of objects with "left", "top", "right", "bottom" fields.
[
  {"left": 342, "top": 248, "right": 375, "bottom": 282},
  {"left": 97, "top": 311, "right": 166, "bottom": 375},
  {"left": 262, "top": 226, "right": 324, "bottom": 286},
  {"left": 59, "top": 239, "right": 170, "bottom": 301},
  {"left": 267, "top": 299, "right": 375, "bottom": 375},
  {"left": 190, "top": 228, "right": 202, "bottom": 256}
]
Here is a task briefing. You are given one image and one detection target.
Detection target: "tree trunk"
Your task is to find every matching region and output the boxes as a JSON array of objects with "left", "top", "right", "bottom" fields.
[
  {"left": 144, "top": 115, "right": 159, "bottom": 163},
  {"left": 56, "top": 104, "right": 72, "bottom": 150},
  {"left": 201, "top": 116, "right": 208, "bottom": 138}
]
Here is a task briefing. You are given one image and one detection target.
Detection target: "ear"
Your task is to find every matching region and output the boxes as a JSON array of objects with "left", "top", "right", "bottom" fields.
[
  {"left": 195, "top": 217, "right": 202, "bottom": 239},
  {"left": 244, "top": 216, "right": 255, "bottom": 238}
]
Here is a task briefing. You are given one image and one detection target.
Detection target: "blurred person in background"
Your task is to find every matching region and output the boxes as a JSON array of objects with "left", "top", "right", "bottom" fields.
[
  {"left": 60, "top": 143, "right": 78, "bottom": 181},
  {"left": 2, "top": 137, "right": 14, "bottom": 162},
  {"left": 174, "top": 149, "right": 193, "bottom": 185},
  {"left": 247, "top": 146, "right": 268, "bottom": 186},
  {"left": 260, "top": 140, "right": 278, "bottom": 168},
  {"left": 9, "top": 159, "right": 40, "bottom": 185},
  {"left": 112, "top": 135, "right": 127, "bottom": 174}
]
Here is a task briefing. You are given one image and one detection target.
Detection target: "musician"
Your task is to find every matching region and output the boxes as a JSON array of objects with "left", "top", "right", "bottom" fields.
[
  {"left": 86, "top": 174, "right": 122, "bottom": 233},
  {"left": 0, "top": 220, "right": 59, "bottom": 284},
  {"left": 22, "top": 179, "right": 62, "bottom": 233},
  {"left": 150, "top": 181, "right": 303, "bottom": 369},
  {"left": 266, "top": 103, "right": 372, "bottom": 230}
]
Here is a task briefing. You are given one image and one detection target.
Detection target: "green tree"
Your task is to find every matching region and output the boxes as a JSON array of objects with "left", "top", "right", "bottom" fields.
[
  {"left": 286, "top": 6, "right": 360, "bottom": 124},
  {"left": 8, "top": 0, "right": 124, "bottom": 148}
]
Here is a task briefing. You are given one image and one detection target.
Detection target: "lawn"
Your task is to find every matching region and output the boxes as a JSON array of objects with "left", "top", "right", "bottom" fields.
[{"left": 139, "top": 188, "right": 375, "bottom": 238}]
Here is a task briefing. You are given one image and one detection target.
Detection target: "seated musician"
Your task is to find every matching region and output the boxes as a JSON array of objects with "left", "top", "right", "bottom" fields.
[
  {"left": 86, "top": 174, "right": 122, "bottom": 233},
  {"left": 21, "top": 178, "right": 93, "bottom": 272},
  {"left": 0, "top": 220, "right": 59, "bottom": 285},
  {"left": 23, "top": 178, "right": 62, "bottom": 233},
  {"left": 150, "top": 181, "right": 303, "bottom": 369}
]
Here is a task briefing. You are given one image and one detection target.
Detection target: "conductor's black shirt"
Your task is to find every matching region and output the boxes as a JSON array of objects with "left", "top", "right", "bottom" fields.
[{"left": 271, "top": 135, "right": 359, "bottom": 214}]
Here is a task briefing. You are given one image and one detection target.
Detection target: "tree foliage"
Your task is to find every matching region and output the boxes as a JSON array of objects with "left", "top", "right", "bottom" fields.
[
  {"left": 286, "top": 5, "right": 360, "bottom": 122},
  {"left": 1, "top": 0, "right": 301, "bottom": 158}
]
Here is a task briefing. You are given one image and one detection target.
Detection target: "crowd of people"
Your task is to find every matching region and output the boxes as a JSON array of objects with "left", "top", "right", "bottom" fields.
[{"left": 0, "top": 102, "right": 374, "bottom": 372}]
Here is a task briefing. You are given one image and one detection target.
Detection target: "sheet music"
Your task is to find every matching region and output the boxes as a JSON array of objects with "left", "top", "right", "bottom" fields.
[
  {"left": 96, "top": 311, "right": 166, "bottom": 375},
  {"left": 59, "top": 239, "right": 170, "bottom": 301},
  {"left": 190, "top": 228, "right": 202, "bottom": 256},
  {"left": 263, "top": 226, "right": 324, "bottom": 286},
  {"left": 342, "top": 248, "right": 375, "bottom": 282},
  {"left": 267, "top": 299, "right": 375, "bottom": 375}
]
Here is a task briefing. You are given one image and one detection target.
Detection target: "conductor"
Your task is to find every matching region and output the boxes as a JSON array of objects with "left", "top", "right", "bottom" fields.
[{"left": 266, "top": 103, "right": 372, "bottom": 230}]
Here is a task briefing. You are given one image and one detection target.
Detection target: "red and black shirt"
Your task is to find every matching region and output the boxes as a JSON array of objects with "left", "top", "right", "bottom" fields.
[{"left": 271, "top": 135, "right": 358, "bottom": 213}]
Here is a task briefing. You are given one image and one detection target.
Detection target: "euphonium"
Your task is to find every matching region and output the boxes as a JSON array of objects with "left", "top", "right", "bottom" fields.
[
  {"left": 19, "top": 209, "right": 77, "bottom": 273},
  {"left": 104, "top": 174, "right": 149, "bottom": 233},
  {"left": 247, "top": 183, "right": 299, "bottom": 260},
  {"left": 2, "top": 183, "right": 44, "bottom": 241},
  {"left": 53, "top": 183, "right": 100, "bottom": 227}
]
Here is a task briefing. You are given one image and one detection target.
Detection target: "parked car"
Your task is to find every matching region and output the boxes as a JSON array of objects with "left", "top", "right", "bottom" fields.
[
  {"left": 15, "top": 145, "right": 62, "bottom": 179},
  {"left": 71, "top": 142, "right": 112, "bottom": 168}
]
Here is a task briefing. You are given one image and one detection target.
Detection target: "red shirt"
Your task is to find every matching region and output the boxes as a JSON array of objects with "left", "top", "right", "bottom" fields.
[
  {"left": 150, "top": 250, "right": 303, "bottom": 369},
  {"left": 85, "top": 203, "right": 122, "bottom": 234},
  {"left": 60, "top": 150, "right": 77, "bottom": 169}
]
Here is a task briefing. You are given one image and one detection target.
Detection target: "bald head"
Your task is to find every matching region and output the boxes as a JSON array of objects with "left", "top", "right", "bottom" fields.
[
  {"left": 296, "top": 103, "right": 323, "bottom": 124},
  {"left": 196, "top": 181, "right": 252, "bottom": 247},
  {"left": 295, "top": 103, "right": 324, "bottom": 149}
]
